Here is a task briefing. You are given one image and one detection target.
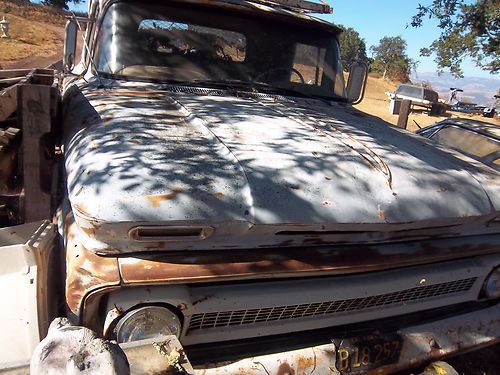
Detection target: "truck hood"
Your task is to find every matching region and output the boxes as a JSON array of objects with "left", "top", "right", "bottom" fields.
[{"left": 62, "top": 82, "right": 500, "bottom": 252}]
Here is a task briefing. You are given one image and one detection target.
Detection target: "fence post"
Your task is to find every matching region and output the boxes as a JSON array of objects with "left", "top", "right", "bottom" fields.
[{"left": 397, "top": 100, "right": 411, "bottom": 129}]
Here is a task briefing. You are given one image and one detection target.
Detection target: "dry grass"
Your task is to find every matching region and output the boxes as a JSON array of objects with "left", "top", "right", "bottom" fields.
[
  {"left": 0, "top": 1, "right": 66, "bottom": 26},
  {"left": 355, "top": 74, "right": 500, "bottom": 132},
  {"left": 0, "top": 1, "right": 65, "bottom": 68}
]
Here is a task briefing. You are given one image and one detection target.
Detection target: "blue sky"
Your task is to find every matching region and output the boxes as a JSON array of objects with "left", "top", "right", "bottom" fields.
[
  {"left": 318, "top": 0, "right": 495, "bottom": 79},
  {"left": 67, "top": 0, "right": 497, "bottom": 80}
]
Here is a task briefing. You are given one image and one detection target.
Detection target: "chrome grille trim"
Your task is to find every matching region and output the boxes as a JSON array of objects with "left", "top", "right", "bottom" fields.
[{"left": 187, "top": 277, "right": 477, "bottom": 333}]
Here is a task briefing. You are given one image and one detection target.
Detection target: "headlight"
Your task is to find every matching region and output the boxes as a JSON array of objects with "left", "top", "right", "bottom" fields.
[
  {"left": 482, "top": 267, "right": 500, "bottom": 299},
  {"left": 115, "top": 306, "right": 182, "bottom": 343}
]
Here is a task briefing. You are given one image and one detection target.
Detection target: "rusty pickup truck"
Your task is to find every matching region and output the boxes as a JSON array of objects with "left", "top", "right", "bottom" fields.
[{"left": 0, "top": 0, "right": 499, "bottom": 373}]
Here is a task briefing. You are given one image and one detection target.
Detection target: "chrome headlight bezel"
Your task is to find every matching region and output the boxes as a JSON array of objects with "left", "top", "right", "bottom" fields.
[
  {"left": 482, "top": 266, "right": 500, "bottom": 300},
  {"left": 114, "top": 305, "right": 182, "bottom": 343}
]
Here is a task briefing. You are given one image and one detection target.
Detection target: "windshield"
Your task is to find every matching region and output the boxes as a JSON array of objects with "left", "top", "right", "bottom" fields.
[{"left": 95, "top": 2, "right": 346, "bottom": 99}]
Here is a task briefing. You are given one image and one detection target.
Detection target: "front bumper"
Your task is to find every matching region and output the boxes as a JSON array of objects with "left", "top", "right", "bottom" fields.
[{"left": 120, "top": 303, "right": 500, "bottom": 374}]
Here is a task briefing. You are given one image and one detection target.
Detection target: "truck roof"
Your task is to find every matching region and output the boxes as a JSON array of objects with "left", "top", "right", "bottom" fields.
[{"left": 88, "top": 0, "right": 340, "bottom": 32}]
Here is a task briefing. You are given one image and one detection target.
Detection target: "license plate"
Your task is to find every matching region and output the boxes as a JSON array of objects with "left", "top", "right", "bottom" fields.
[{"left": 333, "top": 334, "right": 403, "bottom": 374}]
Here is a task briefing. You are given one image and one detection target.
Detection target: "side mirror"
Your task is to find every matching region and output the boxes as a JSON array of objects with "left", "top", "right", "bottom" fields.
[
  {"left": 346, "top": 62, "right": 369, "bottom": 104},
  {"left": 63, "top": 19, "right": 78, "bottom": 72}
]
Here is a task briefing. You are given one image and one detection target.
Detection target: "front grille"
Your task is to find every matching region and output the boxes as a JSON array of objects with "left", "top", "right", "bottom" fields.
[{"left": 187, "top": 277, "right": 477, "bottom": 333}]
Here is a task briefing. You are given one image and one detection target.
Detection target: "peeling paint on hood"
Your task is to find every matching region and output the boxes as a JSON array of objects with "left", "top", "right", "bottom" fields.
[{"left": 62, "top": 81, "right": 500, "bottom": 252}]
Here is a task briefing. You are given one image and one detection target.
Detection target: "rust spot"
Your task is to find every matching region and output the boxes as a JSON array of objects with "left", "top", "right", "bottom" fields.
[
  {"left": 129, "top": 139, "right": 140, "bottom": 145},
  {"left": 276, "top": 362, "right": 295, "bottom": 375},
  {"left": 145, "top": 242, "right": 167, "bottom": 250},
  {"left": 378, "top": 209, "right": 386, "bottom": 221},
  {"left": 212, "top": 192, "right": 225, "bottom": 198},
  {"left": 113, "top": 304, "right": 123, "bottom": 314},
  {"left": 147, "top": 189, "right": 184, "bottom": 208},
  {"left": 437, "top": 187, "right": 447, "bottom": 193},
  {"left": 80, "top": 226, "right": 96, "bottom": 236},
  {"left": 65, "top": 221, "right": 120, "bottom": 315},
  {"left": 177, "top": 303, "right": 188, "bottom": 311},
  {"left": 297, "top": 355, "right": 315, "bottom": 374},
  {"left": 192, "top": 294, "right": 215, "bottom": 306},
  {"left": 75, "top": 186, "right": 84, "bottom": 196},
  {"left": 323, "top": 201, "right": 332, "bottom": 206}
]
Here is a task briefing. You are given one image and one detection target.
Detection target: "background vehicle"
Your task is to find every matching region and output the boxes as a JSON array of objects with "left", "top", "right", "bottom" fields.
[
  {"left": 417, "top": 118, "right": 500, "bottom": 170},
  {"left": 0, "top": 0, "right": 499, "bottom": 374},
  {"left": 389, "top": 83, "right": 446, "bottom": 116}
]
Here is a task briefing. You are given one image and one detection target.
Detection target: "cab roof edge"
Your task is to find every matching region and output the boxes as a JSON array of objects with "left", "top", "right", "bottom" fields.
[{"left": 89, "top": 0, "right": 332, "bottom": 15}]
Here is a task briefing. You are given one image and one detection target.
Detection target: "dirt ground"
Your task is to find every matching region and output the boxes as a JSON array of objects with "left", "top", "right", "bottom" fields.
[
  {"left": 0, "top": 1, "right": 65, "bottom": 69},
  {"left": 355, "top": 75, "right": 500, "bottom": 132}
]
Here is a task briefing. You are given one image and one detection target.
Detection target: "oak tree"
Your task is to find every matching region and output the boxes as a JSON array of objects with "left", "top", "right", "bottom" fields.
[
  {"left": 338, "top": 25, "right": 368, "bottom": 71},
  {"left": 370, "top": 36, "right": 416, "bottom": 82},
  {"left": 411, "top": 0, "right": 499, "bottom": 77}
]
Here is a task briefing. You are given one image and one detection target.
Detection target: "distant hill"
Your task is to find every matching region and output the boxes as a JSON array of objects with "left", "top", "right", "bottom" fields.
[{"left": 412, "top": 72, "right": 499, "bottom": 107}]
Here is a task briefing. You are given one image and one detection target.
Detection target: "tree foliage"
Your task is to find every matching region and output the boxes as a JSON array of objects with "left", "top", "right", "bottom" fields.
[
  {"left": 42, "top": 0, "right": 82, "bottom": 10},
  {"left": 370, "top": 36, "right": 416, "bottom": 82},
  {"left": 411, "top": 0, "right": 499, "bottom": 77},
  {"left": 338, "top": 25, "right": 368, "bottom": 71}
]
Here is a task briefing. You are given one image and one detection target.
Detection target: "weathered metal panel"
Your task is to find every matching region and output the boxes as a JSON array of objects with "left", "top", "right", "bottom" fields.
[
  {"left": 117, "top": 232, "right": 500, "bottom": 286},
  {"left": 0, "top": 221, "right": 58, "bottom": 366},
  {"left": 194, "top": 304, "right": 500, "bottom": 374},
  {"left": 61, "top": 81, "right": 500, "bottom": 254},
  {"left": 90, "top": 0, "right": 338, "bottom": 29},
  {"left": 64, "top": 215, "right": 120, "bottom": 317},
  {"left": 96, "top": 304, "right": 500, "bottom": 374}
]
